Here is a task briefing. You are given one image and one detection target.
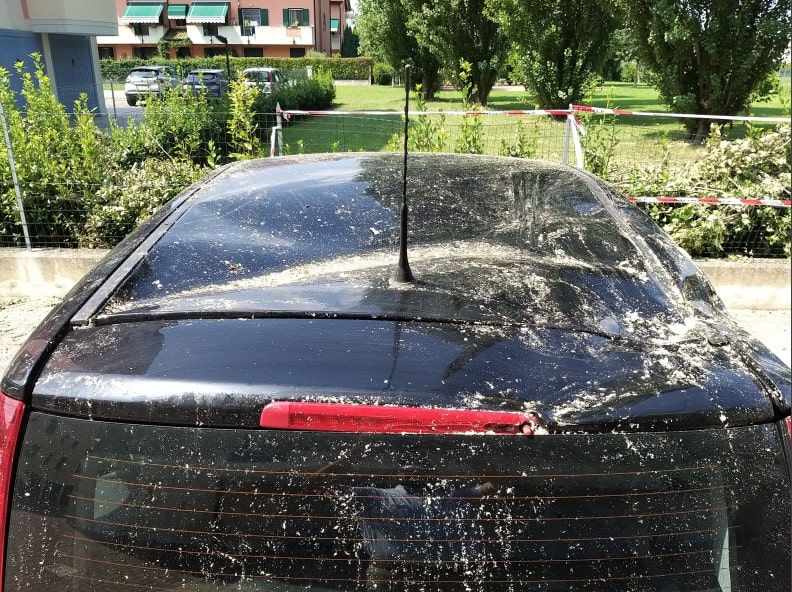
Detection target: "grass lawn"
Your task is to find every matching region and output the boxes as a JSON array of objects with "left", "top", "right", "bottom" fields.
[
  {"left": 280, "top": 79, "right": 789, "bottom": 172},
  {"left": 331, "top": 79, "right": 790, "bottom": 121}
]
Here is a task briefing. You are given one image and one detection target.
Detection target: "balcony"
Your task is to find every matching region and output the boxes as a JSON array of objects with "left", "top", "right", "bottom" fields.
[{"left": 191, "top": 25, "right": 315, "bottom": 47}]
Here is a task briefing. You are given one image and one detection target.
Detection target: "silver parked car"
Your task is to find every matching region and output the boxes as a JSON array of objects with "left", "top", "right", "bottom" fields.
[{"left": 123, "top": 65, "right": 178, "bottom": 106}]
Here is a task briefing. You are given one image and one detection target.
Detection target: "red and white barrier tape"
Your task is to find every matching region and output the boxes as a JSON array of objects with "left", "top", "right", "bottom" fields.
[
  {"left": 273, "top": 106, "right": 787, "bottom": 194},
  {"left": 278, "top": 105, "right": 788, "bottom": 123},
  {"left": 279, "top": 108, "right": 571, "bottom": 117},
  {"left": 628, "top": 196, "right": 791, "bottom": 207},
  {"left": 571, "top": 104, "right": 788, "bottom": 123}
]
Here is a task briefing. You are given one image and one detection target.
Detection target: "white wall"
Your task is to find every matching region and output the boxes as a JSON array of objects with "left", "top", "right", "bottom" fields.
[
  {"left": 0, "top": 0, "right": 26, "bottom": 30},
  {"left": 17, "top": 0, "right": 117, "bottom": 35}
]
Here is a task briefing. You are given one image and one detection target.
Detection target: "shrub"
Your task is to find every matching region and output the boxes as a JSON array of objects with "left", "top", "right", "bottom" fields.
[
  {"left": 498, "top": 119, "right": 539, "bottom": 158},
  {"left": 1, "top": 55, "right": 209, "bottom": 248},
  {"left": 250, "top": 66, "right": 336, "bottom": 134},
  {"left": 616, "top": 125, "right": 791, "bottom": 257},
  {"left": 1, "top": 56, "right": 116, "bottom": 246},
  {"left": 372, "top": 63, "right": 393, "bottom": 86},
  {"left": 141, "top": 88, "right": 229, "bottom": 165},
  {"left": 80, "top": 159, "right": 204, "bottom": 248}
]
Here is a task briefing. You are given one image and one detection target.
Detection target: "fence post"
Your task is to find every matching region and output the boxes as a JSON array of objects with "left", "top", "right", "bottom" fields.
[
  {"left": 568, "top": 105, "right": 584, "bottom": 169},
  {"left": 108, "top": 77, "right": 117, "bottom": 118},
  {"left": 271, "top": 102, "right": 284, "bottom": 157},
  {"left": 0, "top": 103, "right": 32, "bottom": 250},
  {"left": 562, "top": 110, "right": 571, "bottom": 165}
]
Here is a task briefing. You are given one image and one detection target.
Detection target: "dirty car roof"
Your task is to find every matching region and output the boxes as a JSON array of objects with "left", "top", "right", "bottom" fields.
[{"left": 90, "top": 153, "right": 693, "bottom": 332}]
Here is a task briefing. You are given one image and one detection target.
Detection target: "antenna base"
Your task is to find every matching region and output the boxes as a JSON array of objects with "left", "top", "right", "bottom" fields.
[{"left": 393, "top": 266, "right": 414, "bottom": 284}]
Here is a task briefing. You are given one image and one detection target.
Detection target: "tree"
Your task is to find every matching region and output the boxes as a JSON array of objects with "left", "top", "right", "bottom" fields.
[
  {"left": 620, "top": 0, "right": 792, "bottom": 141},
  {"left": 340, "top": 25, "right": 360, "bottom": 58},
  {"left": 356, "top": 0, "right": 442, "bottom": 99},
  {"left": 406, "top": 0, "right": 509, "bottom": 106},
  {"left": 601, "top": 27, "right": 646, "bottom": 84},
  {"left": 486, "top": 0, "right": 621, "bottom": 109}
]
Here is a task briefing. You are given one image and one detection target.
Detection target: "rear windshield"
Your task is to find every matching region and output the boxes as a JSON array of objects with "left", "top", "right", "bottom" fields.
[
  {"left": 129, "top": 70, "right": 156, "bottom": 79},
  {"left": 245, "top": 70, "right": 273, "bottom": 82},
  {"left": 186, "top": 72, "right": 220, "bottom": 82},
  {"left": 7, "top": 413, "right": 790, "bottom": 591}
]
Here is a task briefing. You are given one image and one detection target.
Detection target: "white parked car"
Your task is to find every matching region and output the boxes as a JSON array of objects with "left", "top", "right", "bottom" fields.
[
  {"left": 123, "top": 65, "right": 179, "bottom": 106},
  {"left": 241, "top": 67, "right": 284, "bottom": 93}
]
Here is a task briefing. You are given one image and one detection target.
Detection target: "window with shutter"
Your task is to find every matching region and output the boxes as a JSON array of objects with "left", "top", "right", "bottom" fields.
[
  {"left": 240, "top": 8, "right": 260, "bottom": 36},
  {"left": 284, "top": 8, "right": 309, "bottom": 27}
]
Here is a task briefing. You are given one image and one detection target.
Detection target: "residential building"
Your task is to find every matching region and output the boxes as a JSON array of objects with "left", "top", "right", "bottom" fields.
[
  {"left": 0, "top": 0, "right": 117, "bottom": 111},
  {"left": 97, "top": 0, "right": 352, "bottom": 61}
]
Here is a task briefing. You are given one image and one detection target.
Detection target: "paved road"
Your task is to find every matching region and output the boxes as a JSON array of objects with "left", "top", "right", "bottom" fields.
[
  {"left": 1, "top": 297, "right": 789, "bottom": 376},
  {"left": 97, "top": 89, "right": 143, "bottom": 128}
]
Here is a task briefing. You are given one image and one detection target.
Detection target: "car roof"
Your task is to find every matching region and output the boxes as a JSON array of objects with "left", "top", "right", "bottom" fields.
[
  {"left": 188, "top": 68, "right": 224, "bottom": 73},
  {"left": 131, "top": 65, "right": 172, "bottom": 71},
  {"left": 7, "top": 152, "right": 788, "bottom": 427},
  {"left": 80, "top": 153, "right": 695, "bottom": 330}
]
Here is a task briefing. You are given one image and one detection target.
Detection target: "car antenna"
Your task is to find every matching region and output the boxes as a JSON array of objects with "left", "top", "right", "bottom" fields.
[{"left": 394, "top": 64, "right": 415, "bottom": 284}]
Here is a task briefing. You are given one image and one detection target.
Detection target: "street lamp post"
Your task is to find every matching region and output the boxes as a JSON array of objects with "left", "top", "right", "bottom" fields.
[{"left": 214, "top": 34, "right": 231, "bottom": 80}]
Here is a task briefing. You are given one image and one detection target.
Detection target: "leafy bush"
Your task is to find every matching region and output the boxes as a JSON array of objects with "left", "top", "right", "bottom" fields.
[
  {"left": 81, "top": 159, "right": 203, "bottom": 248},
  {"left": 372, "top": 63, "right": 394, "bottom": 86},
  {"left": 498, "top": 119, "right": 539, "bottom": 158},
  {"left": 616, "top": 125, "right": 791, "bottom": 257},
  {"left": 226, "top": 81, "right": 264, "bottom": 160},
  {"left": 142, "top": 87, "right": 229, "bottom": 165},
  {"left": 1, "top": 55, "right": 210, "bottom": 248},
  {"left": 1, "top": 56, "right": 115, "bottom": 246},
  {"left": 251, "top": 67, "right": 336, "bottom": 133}
]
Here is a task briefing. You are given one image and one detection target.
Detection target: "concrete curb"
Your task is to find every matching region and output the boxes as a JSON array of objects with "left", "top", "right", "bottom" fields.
[
  {"left": 0, "top": 248, "right": 109, "bottom": 299},
  {"left": 0, "top": 248, "right": 789, "bottom": 310},
  {"left": 695, "top": 259, "right": 791, "bottom": 310}
]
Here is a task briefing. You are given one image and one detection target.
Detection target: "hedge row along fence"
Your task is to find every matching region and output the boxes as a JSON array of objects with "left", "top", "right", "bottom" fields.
[
  {"left": 100, "top": 56, "right": 373, "bottom": 82},
  {"left": 2, "top": 56, "right": 790, "bottom": 258}
]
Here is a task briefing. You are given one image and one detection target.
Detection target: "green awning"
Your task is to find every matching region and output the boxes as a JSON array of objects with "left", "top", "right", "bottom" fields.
[
  {"left": 167, "top": 4, "right": 189, "bottom": 19},
  {"left": 186, "top": 2, "right": 229, "bottom": 23},
  {"left": 121, "top": 2, "right": 165, "bottom": 23},
  {"left": 330, "top": 18, "right": 340, "bottom": 32}
]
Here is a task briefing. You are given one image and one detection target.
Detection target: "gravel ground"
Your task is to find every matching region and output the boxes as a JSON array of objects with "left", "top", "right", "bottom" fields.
[
  {"left": 1, "top": 296, "right": 790, "bottom": 376},
  {"left": 1, "top": 296, "right": 62, "bottom": 375}
]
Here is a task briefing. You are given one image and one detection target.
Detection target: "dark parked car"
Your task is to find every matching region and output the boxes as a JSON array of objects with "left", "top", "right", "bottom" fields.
[
  {"left": 181, "top": 68, "right": 228, "bottom": 97},
  {"left": 1, "top": 153, "right": 790, "bottom": 591}
]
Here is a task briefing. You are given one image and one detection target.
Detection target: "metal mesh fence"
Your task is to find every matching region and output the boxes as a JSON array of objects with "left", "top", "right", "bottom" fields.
[{"left": 1, "top": 100, "right": 789, "bottom": 257}]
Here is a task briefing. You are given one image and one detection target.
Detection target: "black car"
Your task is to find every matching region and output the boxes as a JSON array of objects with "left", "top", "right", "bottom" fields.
[
  {"left": 181, "top": 68, "right": 228, "bottom": 97},
  {"left": 1, "top": 153, "right": 790, "bottom": 591}
]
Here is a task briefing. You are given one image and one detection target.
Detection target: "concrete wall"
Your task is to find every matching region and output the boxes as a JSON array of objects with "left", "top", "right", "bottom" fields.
[
  {"left": 1, "top": 248, "right": 789, "bottom": 310},
  {"left": 695, "top": 259, "right": 791, "bottom": 310},
  {"left": 1, "top": 0, "right": 116, "bottom": 34},
  {"left": 0, "top": 248, "right": 108, "bottom": 299}
]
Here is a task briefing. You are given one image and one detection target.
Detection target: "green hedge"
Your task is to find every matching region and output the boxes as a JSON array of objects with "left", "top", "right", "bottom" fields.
[{"left": 101, "top": 56, "right": 373, "bottom": 82}]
